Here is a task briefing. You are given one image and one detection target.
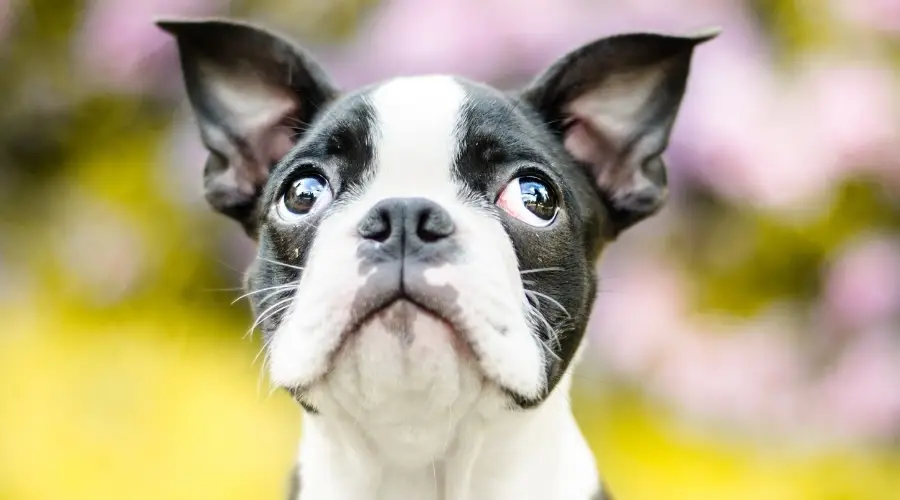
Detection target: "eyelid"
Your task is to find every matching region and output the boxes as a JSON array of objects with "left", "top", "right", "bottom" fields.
[
  {"left": 497, "top": 164, "right": 560, "bottom": 202},
  {"left": 277, "top": 160, "right": 335, "bottom": 196}
]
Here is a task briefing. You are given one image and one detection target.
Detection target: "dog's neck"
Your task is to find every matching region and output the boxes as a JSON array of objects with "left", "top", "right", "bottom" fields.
[{"left": 294, "top": 375, "right": 599, "bottom": 500}]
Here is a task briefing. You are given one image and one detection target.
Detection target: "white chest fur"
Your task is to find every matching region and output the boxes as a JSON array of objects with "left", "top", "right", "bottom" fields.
[{"left": 295, "top": 375, "right": 599, "bottom": 500}]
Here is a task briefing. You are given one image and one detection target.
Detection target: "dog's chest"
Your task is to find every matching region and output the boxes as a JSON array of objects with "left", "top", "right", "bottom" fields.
[
  {"left": 375, "top": 467, "right": 449, "bottom": 500},
  {"left": 293, "top": 460, "right": 560, "bottom": 500},
  {"left": 293, "top": 392, "right": 600, "bottom": 500}
]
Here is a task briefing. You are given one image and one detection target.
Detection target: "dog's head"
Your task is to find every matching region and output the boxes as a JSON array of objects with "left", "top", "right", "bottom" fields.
[{"left": 160, "top": 19, "right": 712, "bottom": 414}]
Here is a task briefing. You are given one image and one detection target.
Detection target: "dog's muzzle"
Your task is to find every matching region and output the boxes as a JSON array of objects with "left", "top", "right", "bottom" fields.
[{"left": 347, "top": 197, "right": 465, "bottom": 338}]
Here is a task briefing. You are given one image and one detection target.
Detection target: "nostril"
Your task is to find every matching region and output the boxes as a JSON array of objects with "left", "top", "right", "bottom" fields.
[
  {"left": 417, "top": 208, "right": 455, "bottom": 243},
  {"left": 358, "top": 198, "right": 454, "bottom": 248},
  {"left": 358, "top": 208, "right": 392, "bottom": 242}
]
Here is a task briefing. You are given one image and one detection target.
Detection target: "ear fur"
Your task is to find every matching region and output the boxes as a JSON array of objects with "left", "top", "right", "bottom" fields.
[
  {"left": 522, "top": 28, "right": 719, "bottom": 235},
  {"left": 157, "top": 18, "right": 338, "bottom": 237}
]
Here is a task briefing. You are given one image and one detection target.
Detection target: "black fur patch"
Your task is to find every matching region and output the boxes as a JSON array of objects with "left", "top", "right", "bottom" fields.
[
  {"left": 242, "top": 78, "right": 612, "bottom": 408},
  {"left": 453, "top": 79, "right": 608, "bottom": 406},
  {"left": 247, "top": 90, "right": 377, "bottom": 344}
]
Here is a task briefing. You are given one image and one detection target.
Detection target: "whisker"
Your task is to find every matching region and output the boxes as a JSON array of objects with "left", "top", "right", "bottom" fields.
[
  {"left": 520, "top": 267, "right": 564, "bottom": 275},
  {"left": 255, "top": 289, "right": 296, "bottom": 308},
  {"left": 200, "top": 286, "right": 247, "bottom": 293},
  {"left": 534, "top": 310, "right": 561, "bottom": 351},
  {"left": 523, "top": 289, "right": 571, "bottom": 318},
  {"left": 213, "top": 258, "right": 245, "bottom": 275},
  {"left": 525, "top": 301, "right": 563, "bottom": 361},
  {"left": 245, "top": 297, "right": 295, "bottom": 339},
  {"left": 251, "top": 298, "right": 294, "bottom": 330},
  {"left": 261, "top": 351, "right": 284, "bottom": 400},
  {"left": 252, "top": 331, "right": 279, "bottom": 368},
  {"left": 256, "top": 257, "right": 305, "bottom": 272},
  {"left": 266, "top": 378, "right": 281, "bottom": 399},
  {"left": 254, "top": 336, "right": 278, "bottom": 397},
  {"left": 535, "top": 332, "right": 562, "bottom": 362},
  {"left": 231, "top": 282, "right": 300, "bottom": 304}
]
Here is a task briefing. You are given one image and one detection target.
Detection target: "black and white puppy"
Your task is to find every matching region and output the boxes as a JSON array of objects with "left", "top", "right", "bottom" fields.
[{"left": 158, "top": 18, "right": 715, "bottom": 500}]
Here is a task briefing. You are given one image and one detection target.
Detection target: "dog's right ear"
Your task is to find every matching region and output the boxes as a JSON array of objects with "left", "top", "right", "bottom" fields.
[
  {"left": 157, "top": 18, "right": 338, "bottom": 238},
  {"left": 521, "top": 29, "right": 717, "bottom": 237}
]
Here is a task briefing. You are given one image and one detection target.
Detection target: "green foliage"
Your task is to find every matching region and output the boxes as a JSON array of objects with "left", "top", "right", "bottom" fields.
[{"left": 674, "top": 179, "right": 900, "bottom": 317}]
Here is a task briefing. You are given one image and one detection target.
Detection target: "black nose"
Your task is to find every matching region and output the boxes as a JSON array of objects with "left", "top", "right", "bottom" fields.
[{"left": 357, "top": 197, "right": 455, "bottom": 258}]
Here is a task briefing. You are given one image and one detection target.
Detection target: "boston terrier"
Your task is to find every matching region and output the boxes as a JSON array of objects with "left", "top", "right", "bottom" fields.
[{"left": 157, "top": 18, "right": 716, "bottom": 500}]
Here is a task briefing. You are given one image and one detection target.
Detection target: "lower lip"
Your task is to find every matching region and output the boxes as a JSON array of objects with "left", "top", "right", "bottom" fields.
[{"left": 343, "top": 298, "right": 475, "bottom": 358}]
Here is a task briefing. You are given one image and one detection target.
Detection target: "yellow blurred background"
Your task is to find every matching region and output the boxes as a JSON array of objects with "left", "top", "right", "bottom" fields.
[{"left": 2, "top": 0, "right": 899, "bottom": 499}]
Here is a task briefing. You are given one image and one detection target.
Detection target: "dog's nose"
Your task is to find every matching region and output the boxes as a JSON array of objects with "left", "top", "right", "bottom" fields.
[{"left": 357, "top": 197, "right": 455, "bottom": 257}]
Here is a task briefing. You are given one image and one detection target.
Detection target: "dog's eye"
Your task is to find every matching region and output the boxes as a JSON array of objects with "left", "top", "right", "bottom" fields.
[
  {"left": 496, "top": 176, "right": 558, "bottom": 227},
  {"left": 276, "top": 175, "right": 332, "bottom": 220}
]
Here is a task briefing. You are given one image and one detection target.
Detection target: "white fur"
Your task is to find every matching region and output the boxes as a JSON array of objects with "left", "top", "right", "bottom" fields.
[
  {"left": 298, "top": 373, "right": 599, "bottom": 500},
  {"left": 269, "top": 76, "right": 545, "bottom": 399},
  {"left": 265, "top": 76, "right": 598, "bottom": 499}
]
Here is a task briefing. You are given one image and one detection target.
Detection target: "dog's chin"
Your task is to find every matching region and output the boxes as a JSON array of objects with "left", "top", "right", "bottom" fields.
[
  {"left": 272, "top": 288, "right": 547, "bottom": 409},
  {"left": 312, "top": 299, "right": 486, "bottom": 420}
]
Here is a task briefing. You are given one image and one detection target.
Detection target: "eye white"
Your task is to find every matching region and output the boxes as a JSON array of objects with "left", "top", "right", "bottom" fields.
[{"left": 496, "top": 177, "right": 558, "bottom": 227}]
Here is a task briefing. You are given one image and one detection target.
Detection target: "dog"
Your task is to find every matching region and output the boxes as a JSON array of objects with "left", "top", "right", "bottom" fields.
[{"left": 157, "top": 17, "right": 716, "bottom": 500}]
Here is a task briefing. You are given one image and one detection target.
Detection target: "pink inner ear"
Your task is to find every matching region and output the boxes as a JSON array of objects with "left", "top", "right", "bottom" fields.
[
  {"left": 266, "top": 123, "right": 297, "bottom": 164},
  {"left": 563, "top": 117, "right": 641, "bottom": 199},
  {"left": 239, "top": 121, "right": 298, "bottom": 191},
  {"left": 563, "top": 118, "right": 616, "bottom": 178}
]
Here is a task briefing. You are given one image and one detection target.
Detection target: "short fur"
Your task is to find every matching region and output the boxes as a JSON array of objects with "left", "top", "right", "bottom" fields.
[{"left": 158, "top": 17, "right": 716, "bottom": 500}]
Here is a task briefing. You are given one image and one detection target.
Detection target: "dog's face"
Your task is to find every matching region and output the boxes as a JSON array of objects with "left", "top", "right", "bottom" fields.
[{"left": 161, "top": 20, "right": 712, "bottom": 414}]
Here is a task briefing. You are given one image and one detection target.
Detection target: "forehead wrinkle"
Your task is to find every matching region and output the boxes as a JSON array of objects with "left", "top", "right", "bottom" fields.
[{"left": 367, "top": 76, "right": 467, "bottom": 197}]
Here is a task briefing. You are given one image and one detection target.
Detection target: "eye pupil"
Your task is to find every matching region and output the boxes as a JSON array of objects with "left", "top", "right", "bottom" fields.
[
  {"left": 519, "top": 177, "right": 556, "bottom": 220},
  {"left": 284, "top": 175, "right": 327, "bottom": 215}
]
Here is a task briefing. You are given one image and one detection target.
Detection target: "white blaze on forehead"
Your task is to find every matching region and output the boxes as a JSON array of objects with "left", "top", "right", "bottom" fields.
[
  {"left": 367, "top": 76, "right": 467, "bottom": 199},
  {"left": 270, "top": 75, "right": 548, "bottom": 401}
]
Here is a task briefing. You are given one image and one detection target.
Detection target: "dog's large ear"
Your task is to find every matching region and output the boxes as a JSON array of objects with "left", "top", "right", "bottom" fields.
[
  {"left": 157, "top": 19, "right": 338, "bottom": 238},
  {"left": 522, "top": 29, "right": 718, "bottom": 236}
]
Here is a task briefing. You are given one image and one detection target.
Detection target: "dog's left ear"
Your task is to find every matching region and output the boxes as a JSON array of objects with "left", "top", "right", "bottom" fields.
[
  {"left": 522, "top": 29, "right": 718, "bottom": 235},
  {"left": 156, "top": 18, "right": 338, "bottom": 238}
]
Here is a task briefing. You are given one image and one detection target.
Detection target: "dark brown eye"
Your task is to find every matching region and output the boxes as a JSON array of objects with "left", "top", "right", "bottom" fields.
[
  {"left": 519, "top": 178, "right": 557, "bottom": 220},
  {"left": 277, "top": 175, "right": 332, "bottom": 219},
  {"left": 497, "top": 176, "right": 559, "bottom": 227}
]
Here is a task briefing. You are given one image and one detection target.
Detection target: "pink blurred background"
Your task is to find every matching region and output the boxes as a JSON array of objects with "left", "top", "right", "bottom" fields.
[{"left": 1, "top": 1, "right": 899, "bottom": 499}]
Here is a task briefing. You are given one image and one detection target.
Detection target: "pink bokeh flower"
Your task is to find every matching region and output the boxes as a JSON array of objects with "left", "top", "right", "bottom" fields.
[
  {"left": 672, "top": 50, "right": 900, "bottom": 209},
  {"left": 801, "top": 58, "right": 900, "bottom": 182},
  {"left": 673, "top": 50, "right": 824, "bottom": 208},
  {"left": 590, "top": 250, "right": 900, "bottom": 442},
  {"left": 74, "top": 0, "right": 227, "bottom": 93},
  {"left": 590, "top": 260, "right": 807, "bottom": 435},
  {"left": 831, "top": 0, "right": 900, "bottom": 35},
  {"left": 816, "top": 326, "right": 900, "bottom": 442},
  {"left": 823, "top": 236, "right": 900, "bottom": 330},
  {"left": 331, "top": 0, "right": 896, "bottom": 212},
  {"left": 326, "top": 0, "right": 743, "bottom": 88}
]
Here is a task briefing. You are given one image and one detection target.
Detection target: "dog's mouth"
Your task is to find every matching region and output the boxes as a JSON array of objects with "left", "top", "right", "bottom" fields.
[
  {"left": 333, "top": 291, "right": 475, "bottom": 360},
  {"left": 286, "top": 292, "right": 480, "bottom": 411}
]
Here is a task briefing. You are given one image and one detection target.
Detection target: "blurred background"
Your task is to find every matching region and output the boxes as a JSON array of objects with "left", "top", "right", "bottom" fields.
[{"left": 1, "top": 0, "right": 899, "bottom": 499}]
